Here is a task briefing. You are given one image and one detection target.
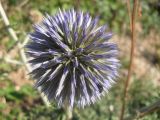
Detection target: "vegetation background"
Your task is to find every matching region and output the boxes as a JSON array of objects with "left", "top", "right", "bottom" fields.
[{"left": 0, "top": 0, "right": 160, "bottom": 120}]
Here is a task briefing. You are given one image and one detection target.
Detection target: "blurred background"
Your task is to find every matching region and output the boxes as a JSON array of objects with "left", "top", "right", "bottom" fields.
[{"left": 0, "top": 0, "right": 160, "bottom": 120}]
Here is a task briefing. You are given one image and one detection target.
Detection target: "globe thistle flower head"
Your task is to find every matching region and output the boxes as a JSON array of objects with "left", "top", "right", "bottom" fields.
[{"left": 26, "top": 9, "right": 120, "bottom": 108}]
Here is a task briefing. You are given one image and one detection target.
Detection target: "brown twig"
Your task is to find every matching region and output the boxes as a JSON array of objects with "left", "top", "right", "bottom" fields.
[
  {"left": 126, "top": 0, "right": 132, "bottom": 31},
  {"left": 135, "top": 100, "right": 160, "bottom": 118},
  {"left": 119, "top": 0, "right": 138, "bottom": 120},
  {"left": 124, "top": 100, "right": 160, "bottom": 120}
]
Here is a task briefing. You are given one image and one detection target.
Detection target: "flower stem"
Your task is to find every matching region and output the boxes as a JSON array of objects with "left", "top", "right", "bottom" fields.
[
  {"left": 126, "top": 0, "right": 132, "bottom": 32},
  {"left": 65, "top": 106, "right": 72, "bottom": 120},
  {"left": 75, "top": 0, "right": 80, "bottom": 10},
  {"left": 119, "top": 0, "right": 138, "bottom": 120}
]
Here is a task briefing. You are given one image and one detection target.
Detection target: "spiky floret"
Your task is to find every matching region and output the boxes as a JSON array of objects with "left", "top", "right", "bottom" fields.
[{"left": 26, "top": 9, "right": 120, "bottom": 108}]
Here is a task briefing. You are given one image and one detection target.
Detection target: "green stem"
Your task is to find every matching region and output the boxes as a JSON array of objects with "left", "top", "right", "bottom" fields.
[{"left": 65, "top": 106, "right": 72, "bottom": 120}]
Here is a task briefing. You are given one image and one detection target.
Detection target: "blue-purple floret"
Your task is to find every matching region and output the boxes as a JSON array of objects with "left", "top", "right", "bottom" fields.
[{"left": 26, "top": 9, "right": 120, "bottom": 108}]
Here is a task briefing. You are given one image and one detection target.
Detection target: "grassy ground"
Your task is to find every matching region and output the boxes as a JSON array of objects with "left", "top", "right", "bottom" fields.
[{"left": 0, "top": 0, "right": 160, "bottom": 120}]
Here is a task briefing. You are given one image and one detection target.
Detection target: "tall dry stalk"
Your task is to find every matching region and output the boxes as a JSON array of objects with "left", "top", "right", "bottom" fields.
[{"left": 119, "top": 0, "right": 138, "bottom": 120}]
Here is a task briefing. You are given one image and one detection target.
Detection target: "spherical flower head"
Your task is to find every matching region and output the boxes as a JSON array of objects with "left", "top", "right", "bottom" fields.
[{"left": 26, "top": 9, "right": 120, "bottom": 108}]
